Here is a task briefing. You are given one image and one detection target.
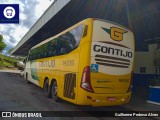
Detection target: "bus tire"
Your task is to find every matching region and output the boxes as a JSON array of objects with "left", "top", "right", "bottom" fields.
[
  {"left": 43, "top": 79, "right": 51, "bottom": 98},
  {"left": 51, "top": 81, "right": 59, "bottom": 102},
  {"left": 27, "top": 81, "right": 32, "bottom": 84}
]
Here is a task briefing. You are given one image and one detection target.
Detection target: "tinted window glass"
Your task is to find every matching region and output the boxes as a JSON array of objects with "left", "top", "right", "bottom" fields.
[
  {"left": 59, "top": 25, "right": 84, "bottom": 54},
  {"left": 140, "top": 67, "right": 146, "bottom": 73},
  {"left": 28, "top": 24, "right": 84, "bottom": 60}
]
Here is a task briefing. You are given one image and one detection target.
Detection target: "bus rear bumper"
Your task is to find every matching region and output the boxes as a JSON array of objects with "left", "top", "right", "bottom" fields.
[{"left": 88, "top": 92, "right": 131, "bottom": 106}]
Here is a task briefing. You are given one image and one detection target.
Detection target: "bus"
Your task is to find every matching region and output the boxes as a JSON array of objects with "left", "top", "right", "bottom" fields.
[{"left": 24, "top": 18, "right": 135, "bottom": 106}]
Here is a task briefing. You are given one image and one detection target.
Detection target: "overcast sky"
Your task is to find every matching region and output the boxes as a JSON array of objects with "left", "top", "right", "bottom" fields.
[{"left": 0, "top": 0, "right": 54, "bottom": 54}]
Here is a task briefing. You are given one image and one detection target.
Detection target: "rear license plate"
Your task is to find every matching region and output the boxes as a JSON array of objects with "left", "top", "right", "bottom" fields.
[{"left": 107, "top": 97, "right": 116, "bottom": 102}]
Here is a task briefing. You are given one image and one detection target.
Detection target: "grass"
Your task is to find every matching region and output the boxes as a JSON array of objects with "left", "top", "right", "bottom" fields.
[{"left": 0, "top": 54, "right": 17, "bottom": 68}]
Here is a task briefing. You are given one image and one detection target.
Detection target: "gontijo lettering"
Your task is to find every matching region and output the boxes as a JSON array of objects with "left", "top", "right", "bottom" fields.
[
  {"left": 93, "top": 44, "right": 133, "bottom": 59},
  {"left": 39, "top": 60, "right": 55, "bottom": 67}
]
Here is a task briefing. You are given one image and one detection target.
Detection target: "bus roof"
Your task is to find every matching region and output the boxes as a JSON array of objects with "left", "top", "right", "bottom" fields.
[
  {"left": 30, "top": 18, "right": 87, "bottom": 50},
  {"left": 30, "top": 18, "right": 132, "bottom": 51},
  {"left": 94, "top": 18, "right": 131, "bottom": 31}
]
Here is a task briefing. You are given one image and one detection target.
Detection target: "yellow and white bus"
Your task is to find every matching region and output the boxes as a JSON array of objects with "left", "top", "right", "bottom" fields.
[{"left": 24, "top": 18, "right": 135, "bottom": 106}]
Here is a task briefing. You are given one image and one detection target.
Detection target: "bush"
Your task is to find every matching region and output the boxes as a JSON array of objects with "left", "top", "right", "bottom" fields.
[
  {"left": 0, "top": 54, "right": 17, "bottom": 68},
  {"left": 150, "top": 77, "right": 160, "bottom": 86}
]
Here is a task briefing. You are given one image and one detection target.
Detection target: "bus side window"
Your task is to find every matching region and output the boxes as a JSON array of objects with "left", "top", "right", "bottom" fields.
[
  {"left": 69, "top": 25, "right": 84, "bottom": 49},
  {"left": 48, "top": 40, "right": 56, "bottom": 57},
  {"left": 27, "top": 25, "right": 84, "bottom": 60}
]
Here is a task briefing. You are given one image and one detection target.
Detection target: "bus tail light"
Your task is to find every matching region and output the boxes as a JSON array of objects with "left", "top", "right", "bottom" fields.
[
  {"left": 127, "top": 71, "right": 133, "bottom": 93},
  {"left": 81, "top": 66, "right": 94, "bottom": 93}
]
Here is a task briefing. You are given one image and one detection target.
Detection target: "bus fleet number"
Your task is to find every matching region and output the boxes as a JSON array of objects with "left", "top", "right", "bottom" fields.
[{"left": 63, "top": 60, "right": 74, "bottom": 66}]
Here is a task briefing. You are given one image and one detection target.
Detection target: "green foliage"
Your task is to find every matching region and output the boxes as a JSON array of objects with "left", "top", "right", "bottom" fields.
[
  {"left": 7, "top": 48, "right": 14, "bottom": 54},
  {"left": 150, "top": 77, "right": 160, "bottom": 86},
  {"left": 0, "top": 54, "right": 17, "bottom": 68},
  {"left": 0, "top": 35, "right": 6, "bottom": 52},
  {"left": 0, "top": 60, "right": 12, "bottom": 67}
]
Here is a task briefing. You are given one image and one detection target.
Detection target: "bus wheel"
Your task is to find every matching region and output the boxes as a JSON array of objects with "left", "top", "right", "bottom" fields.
[
  {"left": 27, "top": 81, "right": 32, "bottom": 84},
  {"left": 51, "top": 81, "right": 59, "bottom": 101},
  {"left": 43, "top": 79, "right": 51, "bottom": 98}
]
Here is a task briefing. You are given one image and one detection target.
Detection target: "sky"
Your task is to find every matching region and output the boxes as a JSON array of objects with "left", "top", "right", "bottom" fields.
[{"left": 0, "top": 0, "right": 54, "bottom": 54}]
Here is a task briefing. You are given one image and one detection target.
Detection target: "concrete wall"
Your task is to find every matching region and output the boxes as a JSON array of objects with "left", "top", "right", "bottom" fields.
[
  {"left": 134, "top": 44, "right": 157, "bottom": 74},
  {"left": 155, "top": 48, "right": 160, "bottom": 66},
  {"left": 133, "top": 44, "right": 159, "bottom": 98}
]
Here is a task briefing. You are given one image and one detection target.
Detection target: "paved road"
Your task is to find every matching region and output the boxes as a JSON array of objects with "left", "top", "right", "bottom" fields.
[{"left": 0, "top": 70, "right": 158, "bottom": 120}]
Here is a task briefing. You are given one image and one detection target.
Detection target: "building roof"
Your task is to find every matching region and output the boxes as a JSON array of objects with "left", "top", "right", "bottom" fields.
[{"left": 11, "top": 0, "right": 160, "bottom": 56}]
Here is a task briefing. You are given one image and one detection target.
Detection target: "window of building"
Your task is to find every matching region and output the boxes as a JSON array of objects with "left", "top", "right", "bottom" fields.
[
  {"left": 156, "top": 66, "right": 160, "bottom": 75},
  {"left": 140, "top": 67, "right": 146, "bottom": 73}
]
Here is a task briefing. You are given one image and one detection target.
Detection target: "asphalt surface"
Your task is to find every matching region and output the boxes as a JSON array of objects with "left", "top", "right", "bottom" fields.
[{"left": 0, "top": 70, "right": 159, "bottom": 120}]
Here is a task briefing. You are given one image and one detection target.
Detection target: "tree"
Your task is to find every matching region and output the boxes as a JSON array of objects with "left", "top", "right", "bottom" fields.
[
  {"left": 0, "top": 35, "right": 6, "bottom": 52},
  {"left": 7, "top": 48, "right": 14, "bottom": 55}
]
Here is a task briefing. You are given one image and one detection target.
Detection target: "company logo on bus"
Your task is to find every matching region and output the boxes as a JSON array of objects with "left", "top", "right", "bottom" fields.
[
  {"left": 92, "top": 42, "right": 133, "bottom": 69},
  {"left": 102, "top": 27, "right": 127, "bottom": 41}
]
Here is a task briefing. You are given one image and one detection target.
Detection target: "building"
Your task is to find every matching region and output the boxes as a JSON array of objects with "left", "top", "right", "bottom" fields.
[
  {"left": 133, "top": 44, "right": 160, "bottom": 96},
  {"left": 134, "top": 44, "right": 160, "bottom": 75}
]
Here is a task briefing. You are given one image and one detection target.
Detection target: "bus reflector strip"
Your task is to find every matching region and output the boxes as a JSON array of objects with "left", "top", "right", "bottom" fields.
[
  {"left": 87, "top": 96, "right": 92, "bottom": 100},
  {"left": 92, "top": 100, "right": 100, "bottom": 102}
]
